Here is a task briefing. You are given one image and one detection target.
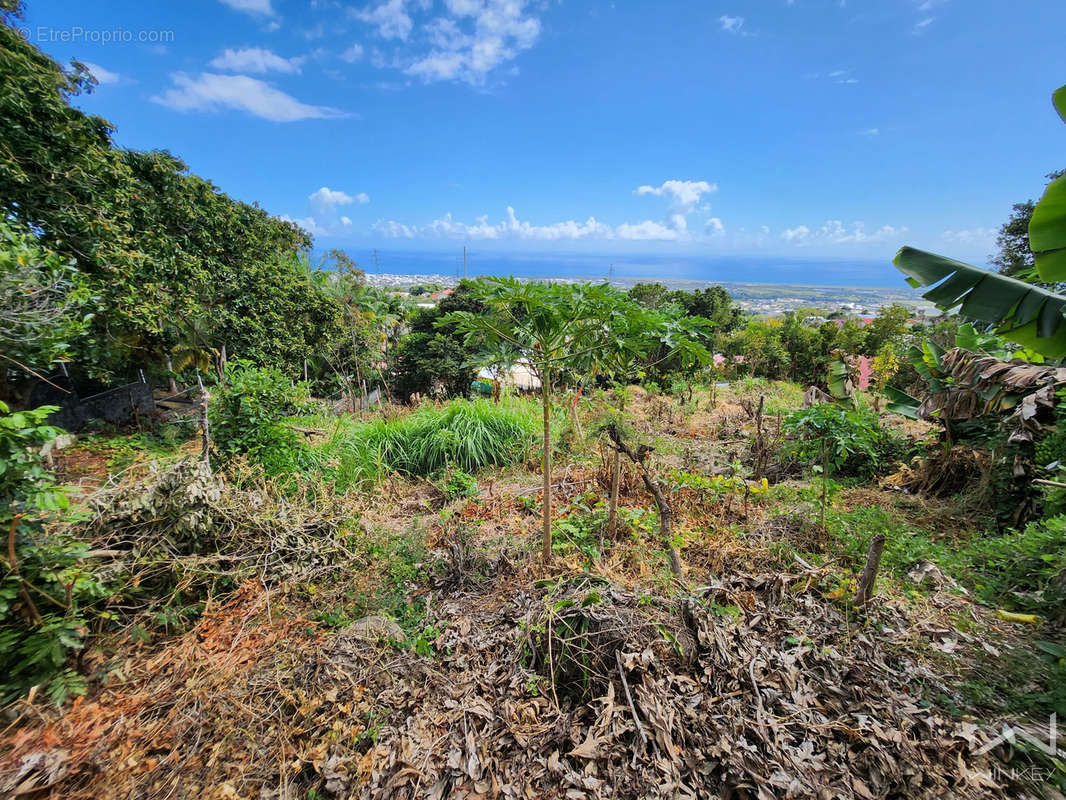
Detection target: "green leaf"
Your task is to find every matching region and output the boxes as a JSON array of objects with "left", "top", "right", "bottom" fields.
[
  {"left": 1054, "top": 84, "right": 1066, "bottom": 125},
  {"left": 884, "top": 386, "right": 920, "bottom": 419},
  {"left": 892, "top": 247, "right": 1066, "bottom": 358},
  {"left": 1030, "top": 174, "right": 1066, "bottom": 282}
]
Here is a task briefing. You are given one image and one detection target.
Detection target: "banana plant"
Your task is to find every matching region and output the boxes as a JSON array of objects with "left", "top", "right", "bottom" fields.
[{"left": 892, "top": 85, "right": 1066, "bottom": 359}]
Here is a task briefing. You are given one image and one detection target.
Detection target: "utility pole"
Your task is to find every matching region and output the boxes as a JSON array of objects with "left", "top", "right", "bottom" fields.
[
  {"left": 608, "top": 263, "right": 614, "bottom": 283},
  {"left": 372, "top": 248, "right": 380, "bottom": 274},
  {"left": 463, "top": 246, "right": 468, "bottom": 279}
]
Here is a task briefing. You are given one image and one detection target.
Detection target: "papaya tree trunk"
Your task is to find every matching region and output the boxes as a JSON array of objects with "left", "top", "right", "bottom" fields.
[{"left": 541, "top": 368, "right": 552, "bottom": 561}]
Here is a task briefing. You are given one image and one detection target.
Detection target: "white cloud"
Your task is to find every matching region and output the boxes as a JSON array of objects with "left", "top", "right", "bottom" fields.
[
  {"left": 355, "top": 0, "right": 422, "bottom": 41},
  {"left": 369, "top": 179, "right": 724, "bottom": 243},
  {"left": 913, "top": 16, "right": 934, "bottom": 33},
  {"left": 310, "top": 186, "right": 355, "bottom": 207},
  {"left": 635, "top": 179, "right": 717, "bottom": 215},
  {"left": 403, "top": 0, "right": 541, "bottom": 85},
  {"left": 279, "top": 214, "right": 325, "bottom": 235},
  {"left": 719, "top": 15, "right": 744, "bottom": 33},
  {"left": 782, "top": 220, "right": 906, "bottom": 245},
  {"left": 341, "top": 42, "right": 366, "bottom": 62},
  {"left": 82, "top": 62, "right": 120, "bottom": 85},
  {"left": 373, "top": 219, "right": 417, "bottom": 238},
  {"left": 220, "top": 0, "right": 275, "bottom": 16},
  {"left": 309, "top": 186, "right": 369, "bottom": 215},
  {"left": 374, "top": 207, "right": 617, "bottom": 241},
  {"left": 616, "top": 220, "right": 682, "bottom": 241},
  {"left": 860, "top": 127, "right": 879, "bottom": 136},
  {"left": 372, "top": 205, "right": 718, "bottom": 243},
  {"left": 941, "top": 227, "right": 995, "bottom": 245},
  {"left": 209, "top": 47, "right": 305, "bottom": 74},
  {"left": 152, "top": 73, "right": 348, "bottom": 122},
  {"left": 300, "top": 188, "right": 370, "bottom": 235}
]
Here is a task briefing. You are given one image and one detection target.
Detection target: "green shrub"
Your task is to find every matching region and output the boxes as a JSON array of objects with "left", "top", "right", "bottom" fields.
[
  {"left": 439, "top": 467, "right": 478, "bottom": 501},
  {"left": 825, "top": 506, "right": 1066, "bottom": 616},
  {"left": 0, "top": 403, "right": 103, "bottom": 704},
  {"left": 209, "top": 361, "right": 311, "bottom": 467},
  {"left": 308, "top": 398, "right": 539, "bottom": 489},
  {"left": 783, "top": 402, "right": 905, "bottom": 478}
]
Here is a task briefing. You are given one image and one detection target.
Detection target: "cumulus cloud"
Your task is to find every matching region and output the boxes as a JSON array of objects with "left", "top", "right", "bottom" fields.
[
  {"left": 404, "top": 0, "right": 541, "bottom": 85},
  {"left": 152, "top": 73, "right": 348, "bottom": 122},
  {"left": 299, "top": 187, "right": 370, "bottom": 234},
  {"left": 635, "top": 180, "right": 717, "bottom": 215},
  {"left": 220, "top": 0, "right": 275, "bottom": 16},
  {"left": 615, "top": 220, "right": 682, "bottom": 241},
  {"left": 349, "top": 0, "right": 541, "bottom": 85},
  {"left": 781, "top": 220, "right": 907, "bottom": 245},
  {"left": 82, "top": 62, "right": 120, "bottom": 85},
  {"left": 370, "top": 179, "right": 724, "bottom": 243},
  {"left": 372, "top": 207, "right": 618, "bottom": 241},
  {"left": 373, "top": 206, "right": 712, "bottom": 243},
  {"left": 209, "top": 47, "right": 305, "bottom": 74}
]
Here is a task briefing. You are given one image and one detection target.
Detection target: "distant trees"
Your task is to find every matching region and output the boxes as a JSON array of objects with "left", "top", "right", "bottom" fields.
[
  {"left": 393, "top": 282, "right": 484, "bottom": 400},
  {"left": 992, "top": 170, "right": 1065, "bottom": 288}
]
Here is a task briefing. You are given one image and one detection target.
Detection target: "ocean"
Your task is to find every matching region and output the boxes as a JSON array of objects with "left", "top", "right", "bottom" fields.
[{"left": 339, "top": 249, "right": 914, "bottom": 289}]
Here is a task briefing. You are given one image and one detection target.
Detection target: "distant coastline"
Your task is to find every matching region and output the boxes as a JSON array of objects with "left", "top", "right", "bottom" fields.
[
  {"left": 332, "top": 248, "right": 947, "bottom": 291},
  {"left": 360, "top": 270, "right": 930, "bottom": 316}
]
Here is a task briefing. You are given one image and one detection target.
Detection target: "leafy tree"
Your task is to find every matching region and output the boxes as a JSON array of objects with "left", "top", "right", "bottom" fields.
[
  {"left": 442, "top": 279, "right": 618, "bottom": 559},
  {"left": 627, "top": 282, "right": 672, "bottom": 310},
  {"left": 0, "top": 220, "right": 92, "bottom": 405},
  {"left": 894, "top": 85, "right": 1066, "bottom": 359},
  {"left": 992, "top": 170, "right": 1065, "bottom": 287},
  {"left": 1, "top": 11, "right": 341, "bottom": 384},
  {"left": 393, "top": 282, "right": 484, "bottom": 399},
  {"left": 671, "top": 286, "right": 743, "bottom": 336},
  {"left": 862, "top": 303, "right": 913, "bottom": 355}
]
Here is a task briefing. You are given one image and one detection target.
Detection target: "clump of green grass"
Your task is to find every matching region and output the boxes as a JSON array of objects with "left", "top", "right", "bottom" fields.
[{"left": 303, "top": 397, "right": 540, "bottom": 489}]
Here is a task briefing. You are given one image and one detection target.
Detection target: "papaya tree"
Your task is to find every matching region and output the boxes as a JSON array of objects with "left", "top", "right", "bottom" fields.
[{"left": 441, "top": 278, "right": 618, "bottom": 560}]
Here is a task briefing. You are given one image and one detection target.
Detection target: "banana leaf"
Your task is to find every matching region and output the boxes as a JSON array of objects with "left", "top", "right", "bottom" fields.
[
  {"left": 893, "top": 247, "right": 1066, "bottom": 358},
  {"left": 1030, "top": 84, "right": 1066, "bottom": 282}
]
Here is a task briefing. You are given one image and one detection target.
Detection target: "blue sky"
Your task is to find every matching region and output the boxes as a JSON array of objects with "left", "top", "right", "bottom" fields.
[{"left": 16, "top": 0, "right": 1066, "bottom": 268}]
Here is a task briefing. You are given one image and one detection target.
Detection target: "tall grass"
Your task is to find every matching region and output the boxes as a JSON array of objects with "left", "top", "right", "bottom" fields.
[{"left": 301, "top": 398, "right": 540, "bottom": 490}]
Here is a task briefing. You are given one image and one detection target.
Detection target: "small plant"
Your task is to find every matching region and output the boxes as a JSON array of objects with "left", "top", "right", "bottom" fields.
[
  {"left": 210, "top": 361, "right": 310, "bottom": 468},
  {"left": 439, "top": 466, "right": 478, "bottom": 501},
  {"left": 783, "top": 402, "right": 903, "bottom": 479}
]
